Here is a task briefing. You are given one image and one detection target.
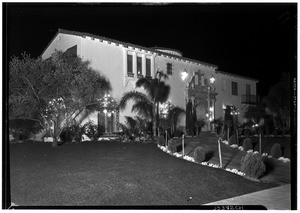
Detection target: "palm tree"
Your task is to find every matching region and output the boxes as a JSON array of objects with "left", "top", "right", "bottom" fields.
[
  {"left": 168, "top": 106, "right": 185, "bottom": 136},
  {"left": 119, "top": 71, "right": 170, "bottom": 136}
]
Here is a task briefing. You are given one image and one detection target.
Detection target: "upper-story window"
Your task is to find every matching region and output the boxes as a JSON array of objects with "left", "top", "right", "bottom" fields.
[
  {"left": 166, "top": 63, "right": 173, "bottom": 75},
  {"left": 137, "top": 56, "right": 142, "bottom": 76},
  {"left": 127, "top": 54, "right": 133, "bottom": 76},
  {"left": 146, "top": 58, "right": 151, "bottom": 77},
  {"left": 246, "top": 84, "right": 251, "bottom": 95},
  {"left": 232, "top": 81, "right": 238, "bottom": 96}
]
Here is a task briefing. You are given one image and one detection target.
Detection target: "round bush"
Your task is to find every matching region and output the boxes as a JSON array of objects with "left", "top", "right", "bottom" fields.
[
  {"left": 242, "top": 138, "right": 253, "bottom": 151},
  {"left": 167, "top": 139, "right": 179, "bottom": 153},
  {"left": 241, "top": 152, "right": 266, "bottom": 178},
  {"left": 271, "top": 143, "right": 282, "bottom": 158},
  {"left": 157, "top": 136, "right": 166, "bottom": 146},
  {"left": 194, "top": 146, "right": 206, "bottom": 163},
  {"left": 229, "top": 135, "right": 237, "bottom": 145}
]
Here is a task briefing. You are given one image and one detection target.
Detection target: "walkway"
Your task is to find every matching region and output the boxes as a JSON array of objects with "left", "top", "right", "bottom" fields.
[{"left": 204, "top": 184, "right": 291, "bottom": 210}]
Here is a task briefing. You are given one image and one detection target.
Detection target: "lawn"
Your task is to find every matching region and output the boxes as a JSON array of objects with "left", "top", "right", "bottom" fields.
[
  {"left": 182, "top": 133, "right": 291, "bottom": 185},
  {"left": 10, "top": 141, "right": 277, "bottom": 206}
]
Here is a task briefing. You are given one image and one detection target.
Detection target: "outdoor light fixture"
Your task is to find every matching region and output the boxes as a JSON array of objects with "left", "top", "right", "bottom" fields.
[
  {"left": 103, "top": 109, "right": 107, "bottom": 114},
  {"left": 209, "top": 107, "right": 213, "bottom": 112},
  {"left": 206, "top": 113, "right": 209, "bottom": 117},
  {"left": 181, "top": 69, "right": 188, "bottom": 81},
  {"left": 209, "top": 76, "right": 215, "bottom": 84}
]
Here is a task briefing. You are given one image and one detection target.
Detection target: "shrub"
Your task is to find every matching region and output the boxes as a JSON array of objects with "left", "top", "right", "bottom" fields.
[
  {"left": 60, "top": 124, "right": 85, "bottom": 143},
  {"left": 243, "top": 129, "right": 251, "bottom": 137},
  {"left": 242, "top": 138, "right": 253, "bottom": 151},
  {"left": 271, "top": 143, "right": 282, "bottom": 158},
  {"left": 84, "top": 122, "right": 102, "bottom": 141},
  {"left": 9, "top": 119, "right": 43, "bottom": 142},
  {"left": 241, "top": 152, "right": 266, "bottom": 178},
  {"left": 157, "top": 136, "right": 166, "bottom": 146},
  {"left": 229, "top": 134, "right": 237, "bottom": 145},
  {"left": 168, "top": 139, "right": 179, "bottom": 153},
  {"left": 194, "top": 146, "right": 206, "bottom": 163}
]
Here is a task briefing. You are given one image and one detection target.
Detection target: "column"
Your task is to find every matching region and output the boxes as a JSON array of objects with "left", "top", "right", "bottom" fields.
[
  {"left": 113, "top": 112, "right": 117, "bottom": 132},
  {"left": 123, "top": 49, "right": 127, "bottom": 76},
  {"left": 151, "top": 55, "right": 155, "bottom": 78},
  {"left": 132, "top": 51, "right": 137, "bottom": 77},
  {"left": 142, "top": 54, "right": 146, "bottom": 77}
]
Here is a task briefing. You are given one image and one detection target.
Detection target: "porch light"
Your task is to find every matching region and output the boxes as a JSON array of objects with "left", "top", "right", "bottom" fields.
[
  {"left": 103, "top": 109, "right": 107, "bottom": 114},
  {"left": 210, "top": 76, "right": 215, "bottom": 84},
  {"left": 181, "top": 69, "right": 188, "bottom": 81}
]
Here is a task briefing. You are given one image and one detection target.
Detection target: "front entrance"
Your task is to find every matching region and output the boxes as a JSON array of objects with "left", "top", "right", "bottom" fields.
[{"left": 186, "top": 70, "right": 217, "bottom": 133}]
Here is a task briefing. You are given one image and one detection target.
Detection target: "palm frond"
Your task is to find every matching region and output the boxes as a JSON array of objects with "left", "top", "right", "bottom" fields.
[
  {"left": 136, "top": 78, "right": 152, "bottom": 96},
  {"left": 119, "top": 91, "right": 151, "bottom": 111},
  {"left": 131, "top": 100, "right": 154, "bottom": 120}
]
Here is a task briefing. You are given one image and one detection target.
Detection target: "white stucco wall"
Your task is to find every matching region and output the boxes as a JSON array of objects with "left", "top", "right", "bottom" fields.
[
  {"left": 214, "top": 71, "right": 258, "bottom": 123},
  {"left": 41, "top": 30, "right": 258, "bottom": 131},
  {"left": 42, "top": 33, "right": 82, "bottom": 59}
]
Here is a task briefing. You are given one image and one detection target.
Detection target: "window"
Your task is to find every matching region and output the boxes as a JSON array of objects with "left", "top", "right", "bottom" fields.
[
  {"left": 232, "top": 81, "right": 238, "bottom": 96},
  {"left": 127, "top": 54, "right": 133, "bottom": 75},
  {"left": 146, "top": 58, "right": 151, "bottom": 76},
  {"left": 137, "top": 56, "right": 142, "bottom": 76},
  {"left": 246, "top": 84, "right": 251, "bottom": 95},
  {"left": 167, "top": 63, "right": 173, "bottom": 75}
]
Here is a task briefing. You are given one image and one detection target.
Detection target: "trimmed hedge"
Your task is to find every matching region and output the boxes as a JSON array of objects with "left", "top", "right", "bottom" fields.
[
  {"left": 194, "top": 146, "right": 206, "bottom": 163},
  {"left": 168, "top": 139, "right": 179, "bottom": 154},
  {"left": 241, "top": 152, "right": 266, "bottom": 179},
  {"left": 242, "top": 138, "right": 253, "bottom": 151},
  {"left": 229, "top": 135, "right": 237, "bottom": 145},
  {"left": 271, "top": 143, "right": 282, "bottom": 159},
  {"left": 157, "top": 136, "right": 166, "bottom": 146}
]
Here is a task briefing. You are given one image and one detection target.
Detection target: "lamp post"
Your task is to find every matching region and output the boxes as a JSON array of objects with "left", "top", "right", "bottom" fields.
[{"left": 208, "top": 76, "right": 215, "bottom": 132}]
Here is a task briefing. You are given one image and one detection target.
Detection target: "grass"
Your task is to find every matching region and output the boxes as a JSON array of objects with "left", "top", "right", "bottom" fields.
[
  {"left": 182, "top": 133, "right": 291, "bottom": 185},
  {"left": 10, "top": 141, "right": 277, "bottom": 206}
]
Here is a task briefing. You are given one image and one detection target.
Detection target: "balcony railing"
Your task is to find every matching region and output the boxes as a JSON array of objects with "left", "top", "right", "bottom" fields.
[
  {"left": 241, "top": 95, "right": 259, "bottom": 104},
  {"left": 127, "top": 73, "right": 135, "bottom": 78}
]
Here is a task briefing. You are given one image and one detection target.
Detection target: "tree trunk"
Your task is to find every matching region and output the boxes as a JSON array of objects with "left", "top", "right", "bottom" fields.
[
  {"left": 152, "top": 103, "right": 156, "bottom": 137},
  {"left": 156, "top": 102, "right": 160, "bottom": 136}
]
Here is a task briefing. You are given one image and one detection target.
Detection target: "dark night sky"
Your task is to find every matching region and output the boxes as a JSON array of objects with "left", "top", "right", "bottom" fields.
[{"left": 5, "top": 3, "right": 297, "bottom": 97}]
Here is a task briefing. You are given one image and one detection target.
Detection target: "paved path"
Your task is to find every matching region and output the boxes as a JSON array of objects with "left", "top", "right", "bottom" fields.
[{"left": 204, "top": 184, "right": 291, "bottom": 210}]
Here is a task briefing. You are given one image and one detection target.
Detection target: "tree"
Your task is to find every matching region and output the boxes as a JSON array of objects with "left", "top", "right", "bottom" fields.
[
  {"left": 119, "top": 71, "right": 170, "bottom": 136},
  {"left": 185, "top": 101, "right": 194, "bottom": 135},
  {"left": 244, "top": 104, "right": 266, "bottom": 124},
  {"left": 9, "top": 51, "right": 111, "bottom": 145},
  {"left": 263, "top": 72, "right": 290, "bottom": 134}
]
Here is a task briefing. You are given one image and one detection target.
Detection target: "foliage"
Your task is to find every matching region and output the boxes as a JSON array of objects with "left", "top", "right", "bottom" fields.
[
  {"left": 119, "top": 116, "right": 150, "bottom": 141},
  {"left": 242, "top": 138, "right": 253, "bottom": 151},
  {"left": 185, "top": 101, "right": 194, "bottom": 135},
  {"left": 9, "top": 51, "right": 111, "bottom": 143},
  {"left": 229, "top": 134, "right": 237, "bottom": 145},
  {"left": 271, "top": 143, "right": 282, "bottom": 158},
  {"left": 83, "top": 122, "right": 99, "bottom": 141},
  {"left": 243, "top": 129, "right": 251, "bottom": 137},
  {"left": 166, "top": 106, "right": 185, "bottom": 137},
  {"left": 241, "top": 152, "right": 266, "bottom": 179},
  {"left": 244, "top": 104, "right": 266, "bottom": 124},
  {"left": 167, "top": 139, "right": 179, "bottom": 153},
  {"left": 9, "top": 119, "right": 43, "bottom": 142},
  {"left": 194, "top": 146, "right": 206, "bottom": 163},
  {"left": 195, "top": 118, "right": 206, "bottom": 134},
  {"left": 157, "top": 136, "right": 166, "bottom": 146},
  {"left": 119, "top": 71, "right": 170, "bottom": 136},
  {"left": 212, "top": 118, "right": 223, "bottom": 135},
  {"left": 263, "top": 72, "right": 290, "bottom": 134},
  {"left": 60, "top": 123, "right": 85, "bottom": 143},
  {"left": 224, "top": 105, "right": 234, "bottom": 137}
]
